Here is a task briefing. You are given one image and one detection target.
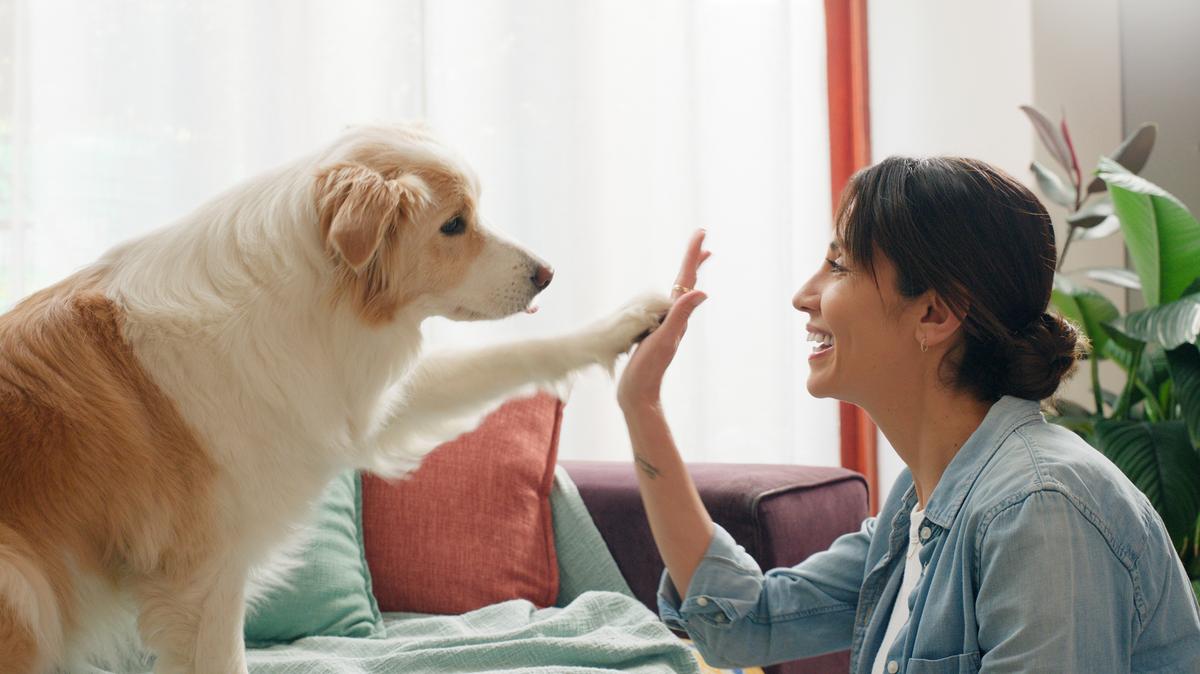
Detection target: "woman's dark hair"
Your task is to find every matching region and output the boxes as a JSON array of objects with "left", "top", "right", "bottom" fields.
[{"left": 835, "top": 156, "right": 1086, "bottom": 402}]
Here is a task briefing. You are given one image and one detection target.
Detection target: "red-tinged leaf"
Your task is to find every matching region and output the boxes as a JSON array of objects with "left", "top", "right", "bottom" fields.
[
  {"left": 1061, "top": 116, "right": 1082, "bottom": 196},
  {"left": 1020, "top": 105, "right": 1074, "bottom": 176}
]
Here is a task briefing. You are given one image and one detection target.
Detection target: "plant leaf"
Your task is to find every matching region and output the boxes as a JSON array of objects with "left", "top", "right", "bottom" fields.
[
  {"left": 1052, "top": 273, "right": 1119, "bottom": 359},
  {"left": 1105, "top": 291, "right": 1200, "bottom": 350},
  {"left": 1095, "top": 419, "right": 1200, "bottom": 547},
  {"left": 1050, "top": 414, "right": 1096, "bottom": 442},
  {"left": 1167, "top": 342, "right": 1200, "bottom": 447},
  {"left": 1099, "top": 157, "right": 1200, "bottom": 306},
  {"left": 1021, "top": 105, "right": 1075, "bottom": 176},
  {"left": 1066, "top": 199, "right": 1114, "bottom": 228},
  {"left": 1102, "top": 345, "right": 1140, "bottom": 409},
  {"left": 1075, "top": 215, "right": 1122, "bottom": 241},
  {"left": 1067, "top": 214, "right": 1109, "bottom": 229},
  {"left": 1102, "top": 321, "right": 1147, "bottom": 353},
  {"left": 1102, "top": 388, "right": 1122, "bottom": 408},
  {"left": 1053, "top": 398, "right": 1094, "bottom": 418},
  {"left": 1087, "top": 123, "right": 1158, "bottom": 194},
  {"left": 1031, "top": 161, "right": 1074, "bottom": 207},
  {"left": 1084, "top": 267, "right": 1142, "bottom": 290},
  {"left": 1141, "top": 344, "right": 1171, "bottom": 392},
  {"left": 1104, "top": 340, "right": 1167, "bottom": 413},
  {"left": 1061, "top": 116, "right": 1082, "bottom": 188}
]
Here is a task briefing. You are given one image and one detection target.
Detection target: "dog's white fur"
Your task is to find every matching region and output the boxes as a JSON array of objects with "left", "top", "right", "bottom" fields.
[{"left": 0, "top": 123, "right": 669, "bottom": 673}]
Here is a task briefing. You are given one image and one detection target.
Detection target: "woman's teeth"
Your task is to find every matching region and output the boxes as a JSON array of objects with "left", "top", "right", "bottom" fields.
[{"left": 807, "top": 331, "right": 835, "bottom": 353}]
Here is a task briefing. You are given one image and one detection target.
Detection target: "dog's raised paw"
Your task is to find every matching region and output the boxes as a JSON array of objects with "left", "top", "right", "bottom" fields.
[
  {"left": 584, "top": 293, "right": 674, "bottom": 371},
  {"left": 621, "top": 293, "right": 674, "bottom": 342}
]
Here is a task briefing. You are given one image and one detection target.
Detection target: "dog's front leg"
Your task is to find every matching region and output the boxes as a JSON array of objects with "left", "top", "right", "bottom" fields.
[
  {"left": 136, "top": 564, "right": 249, "bottom": 674},
  {"left": 193, "top": 571, "right": 249, "bottom": 674},
  {"left": 364, "top": 293, "right": 673, "bottom": 474}
]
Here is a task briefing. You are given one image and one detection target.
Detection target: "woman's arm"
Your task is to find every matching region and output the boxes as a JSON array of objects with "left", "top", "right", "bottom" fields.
[
  {"left": 621, "top": 400, "right": 714, "bottom": 597},
  {"left": 616, "top": 230, "right": 869, "bottom": 668},
  {"left": 617, "top": 228, "right": 713, "bottom": 596}
]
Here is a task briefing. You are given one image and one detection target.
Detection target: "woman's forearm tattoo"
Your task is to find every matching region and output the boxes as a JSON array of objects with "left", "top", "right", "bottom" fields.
[{"left": 635, "top": 454, "right": 661, "bottom": 479}]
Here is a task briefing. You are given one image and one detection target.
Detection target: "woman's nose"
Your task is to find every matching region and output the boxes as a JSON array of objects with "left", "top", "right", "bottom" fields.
[
  {"left": 792, "top": 290, "right": 808, "bottom": 313},
  {"left": 793, "top": 276, "right": 819, "bottom": 314}
]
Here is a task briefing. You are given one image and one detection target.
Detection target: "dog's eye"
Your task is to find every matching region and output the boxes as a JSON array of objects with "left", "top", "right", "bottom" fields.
[{"left": 439, "top": 217, "right": 467, "bottom": 236}]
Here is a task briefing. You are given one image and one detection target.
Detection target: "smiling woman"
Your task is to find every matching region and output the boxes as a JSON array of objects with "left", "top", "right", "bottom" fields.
[{"left": 619, "top": 156, "right": 1200, "bottom": 672}]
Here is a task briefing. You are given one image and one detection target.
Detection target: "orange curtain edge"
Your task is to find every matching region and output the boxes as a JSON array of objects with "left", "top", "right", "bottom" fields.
[{"left": 825, "top": 0, "right": 879, "bottom": 514}]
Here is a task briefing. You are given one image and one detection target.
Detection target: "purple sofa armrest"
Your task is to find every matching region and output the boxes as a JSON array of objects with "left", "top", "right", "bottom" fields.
[{"left": 560, "top": 460, "right": 869, "bottom": 674}]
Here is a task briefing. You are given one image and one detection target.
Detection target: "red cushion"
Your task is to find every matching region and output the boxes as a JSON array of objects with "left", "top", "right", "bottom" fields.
[{"left": 361, "top": 393, "right": 563, "bottom": 614}]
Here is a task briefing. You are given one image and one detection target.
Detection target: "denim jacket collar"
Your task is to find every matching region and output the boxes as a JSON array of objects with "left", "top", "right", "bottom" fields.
[{"left": 921, "top": 396, "right": 1043, "bottom": 530}]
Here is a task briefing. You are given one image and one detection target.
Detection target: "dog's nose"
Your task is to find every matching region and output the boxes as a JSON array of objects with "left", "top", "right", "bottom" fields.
[{"left": 531, "top": 265, "right": 554, "bottom": 291}]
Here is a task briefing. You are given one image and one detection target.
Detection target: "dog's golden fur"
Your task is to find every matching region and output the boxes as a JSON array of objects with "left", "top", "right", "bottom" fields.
[{"left": 0, "top": 270, "right": 218, "bottom": 671}]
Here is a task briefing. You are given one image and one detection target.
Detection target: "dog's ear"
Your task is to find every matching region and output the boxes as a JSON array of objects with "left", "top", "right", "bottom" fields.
[{"left": 315, "top": 164, "right": 430, "bottom": 272}]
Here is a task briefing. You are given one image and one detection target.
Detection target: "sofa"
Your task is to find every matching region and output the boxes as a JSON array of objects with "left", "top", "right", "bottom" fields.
[{"left": 562, "top": 460, "right": 870, "bottom": 674}]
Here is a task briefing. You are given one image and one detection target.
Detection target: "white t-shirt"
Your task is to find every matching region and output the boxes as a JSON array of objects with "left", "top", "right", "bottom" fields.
[{"left": 871, "top": 507, "right": 927, "bottom": 674}]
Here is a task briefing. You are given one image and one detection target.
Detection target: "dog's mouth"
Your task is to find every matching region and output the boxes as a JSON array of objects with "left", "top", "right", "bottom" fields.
[
  {"left": 453, "top": 306, "right": 488, "bottom": 320},
  {"left": 451, "top": 302, "right": 538, "bottom": 320}
]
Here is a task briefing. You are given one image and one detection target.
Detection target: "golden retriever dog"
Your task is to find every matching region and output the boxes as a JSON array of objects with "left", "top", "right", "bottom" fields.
[{"left": 0, "top": 124, "right": 670, "bottom": 673}]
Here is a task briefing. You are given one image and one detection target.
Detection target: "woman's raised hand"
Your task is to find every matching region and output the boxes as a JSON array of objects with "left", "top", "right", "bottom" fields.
[{"left": 617, "top": 229, "right": 711, "bottom": 411}]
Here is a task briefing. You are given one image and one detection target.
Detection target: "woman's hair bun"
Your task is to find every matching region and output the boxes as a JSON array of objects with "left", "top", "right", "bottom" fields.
[{"left": 999, "top": 313, "right": 1086, "bottom": 401}]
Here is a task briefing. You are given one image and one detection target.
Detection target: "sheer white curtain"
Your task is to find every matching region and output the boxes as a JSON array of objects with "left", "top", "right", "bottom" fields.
[{"left": 0, "top": 0, "right": 839, "bottom": 465}]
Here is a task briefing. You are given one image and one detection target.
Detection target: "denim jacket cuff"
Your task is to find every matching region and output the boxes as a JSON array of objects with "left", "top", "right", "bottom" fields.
[{"left": 656, "top": 524, "right": 762, "bottom": 630}]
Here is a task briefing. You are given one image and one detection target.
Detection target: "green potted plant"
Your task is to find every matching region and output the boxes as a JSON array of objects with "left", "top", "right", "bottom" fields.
[{"left": 1021, "top": 105, "right": 1200, "bottom": 601}]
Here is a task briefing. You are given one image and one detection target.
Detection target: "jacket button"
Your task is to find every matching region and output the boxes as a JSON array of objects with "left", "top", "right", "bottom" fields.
[
  {"left": 696, "top": 596, "right": 709, "bottom": 607},
  {"left": 919, "top": 526, "right": 932, "bottom": 542},
  {"left": 887, "top": 660, "right": 899, "bottom": 673}
]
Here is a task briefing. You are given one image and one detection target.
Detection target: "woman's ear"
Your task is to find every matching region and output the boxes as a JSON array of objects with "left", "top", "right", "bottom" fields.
[
  {"left": 916, "top": 291, "right": 964, "bottom": 351},
  {"left": 315, "top": 164, "right": 430, "bottom": 272}
]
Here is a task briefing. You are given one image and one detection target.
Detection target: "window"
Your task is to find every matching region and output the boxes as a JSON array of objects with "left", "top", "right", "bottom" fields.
[{"left": 0, "top": 0, "right": 839, "bottom": 465}]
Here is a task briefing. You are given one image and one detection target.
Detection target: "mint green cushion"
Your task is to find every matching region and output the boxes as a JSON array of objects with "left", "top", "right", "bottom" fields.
[
  {"left": 550, "top": 466, "right": 635, "bottom": 607},
  {"left": 244, "top": 471, "right": 386, "bottom": 645}
]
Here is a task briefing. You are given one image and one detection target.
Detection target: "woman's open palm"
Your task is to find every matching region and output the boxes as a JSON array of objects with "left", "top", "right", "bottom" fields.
[{"left": 617, "top": 229, "right": 711, "bottom": 409}]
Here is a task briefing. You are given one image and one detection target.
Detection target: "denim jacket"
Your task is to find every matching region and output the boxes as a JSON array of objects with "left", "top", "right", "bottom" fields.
[{"left": 659, "top": 396, "right": 1200, "bottom": 673}]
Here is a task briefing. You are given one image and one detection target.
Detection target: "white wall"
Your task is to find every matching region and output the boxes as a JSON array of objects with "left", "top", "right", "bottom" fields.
[
  {"left": 867, "top": 0, "right": 1035, "bottom": 503},
  {"left": 1119, "top": 0, "right": 1200, "bottom": 220},
  {"left": 868, "top": 0, "right": 1034, "bottom": 180},
  {"left": 1031, "top": 0, "right": 1126, "bottom": 406}
]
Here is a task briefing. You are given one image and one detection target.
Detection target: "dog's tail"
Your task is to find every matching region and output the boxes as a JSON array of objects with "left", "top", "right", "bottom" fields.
[{"left": 0, "top": 523, "right": 65, "bottom": 672}]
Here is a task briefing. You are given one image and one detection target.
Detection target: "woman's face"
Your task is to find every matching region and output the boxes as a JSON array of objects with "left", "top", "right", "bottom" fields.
[{"left": 793, "top": 241, "right": 920, "bottom": 406}]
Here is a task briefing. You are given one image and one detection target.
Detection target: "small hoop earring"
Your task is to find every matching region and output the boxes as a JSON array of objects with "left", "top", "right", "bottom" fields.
[{"left": 920, "top": 337, "right": 928, "bottom": 353}]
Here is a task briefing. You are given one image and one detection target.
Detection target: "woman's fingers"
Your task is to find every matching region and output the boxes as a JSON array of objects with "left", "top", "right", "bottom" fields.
[
  {"left": 672, "top": 229, "right": 709, "bottom": 299},
  {"left": 658, "top": 290, "right": 708, "bottom": 341}
]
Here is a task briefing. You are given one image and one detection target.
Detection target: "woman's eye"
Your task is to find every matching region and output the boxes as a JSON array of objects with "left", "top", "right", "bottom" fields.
[
  {"left": 439, "top": 217, "right": 467, "bottom": 236},
  {"left": 826, "top": 258, "right": 847, "bottom": 273}
]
